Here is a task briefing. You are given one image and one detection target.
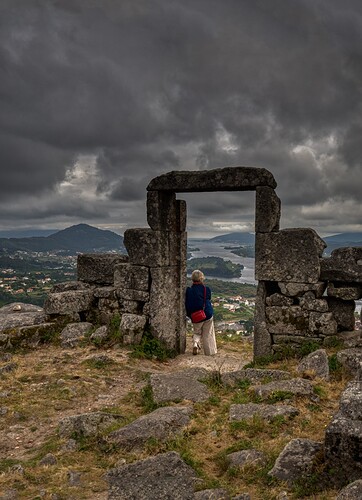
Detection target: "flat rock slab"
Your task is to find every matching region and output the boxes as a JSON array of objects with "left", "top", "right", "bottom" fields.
[
  {"left": 227, "top": 449, "right": 267, "bottom": 468},
  {"left": 229, "top": 403, "right": 299, "bottom": 422},
  {"left": 268, "top": 438, "right": 322, "bottom": 484},
  {"left": 107, "top": 406, "right": 193, "bottom": 451},
  {"left": 150, "top": 368, "right": 211, "bottom": 403},
  {"left": 297, "top": 349, "right": 330, "bottom": 380},
  {"left": 337, "top": 480, "right": 362, "bottom": 499},
  {"left": 58, "top": 411, "right": 124, "bottom": 438},
  {"left": 0, "top": 303, "right": 45, "bottom": 332},
  {"left": 107, "top": 451, "right": 197, "bottom": 499},
  {"left": 222, "top": 368, "right": 290, "bottom": 386},
  {"left": 253, "top": 378, "right": 315, "bottom": 400},
  {"left": 147, "top": 166, "right": 277, "bottom": 192}
]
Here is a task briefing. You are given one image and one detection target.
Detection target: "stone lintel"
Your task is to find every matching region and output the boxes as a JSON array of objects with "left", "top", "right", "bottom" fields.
[{"left": 147, "top": 166, "right": 277, "bottom": 192}]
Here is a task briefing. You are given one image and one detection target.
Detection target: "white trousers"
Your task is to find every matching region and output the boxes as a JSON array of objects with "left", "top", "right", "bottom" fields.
[{"left": 192, "top": 317, "right": 217, "bottom": 356}]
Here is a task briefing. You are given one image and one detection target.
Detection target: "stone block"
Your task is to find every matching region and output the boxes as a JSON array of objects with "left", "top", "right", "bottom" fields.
[
  {"left": 266, "top": 306, "right": 309, "bottom": 335},
  {"left": 149, "top": 266, "right": 181, "bottom": 352},
  {"left": 255, "top": 186, "right": 281, "bottom": 232},
  {"left": 93, "top": 287, "right": 116, "bottom": 299},
  {"left": 169, "top": 231, "right": 187, "bottom": 267},
  {"left": 124, "top": 229, "right": 170, "bottom": 267},
  {"left": 327, "top": 297, "right": 355, "bottom": 332},
  {"left": 147, "top": 192, "right": 186, "bottom": 232},
  {"left": 273, "top": 334, "right": 322, "bottom": 345},
  {"left": 78, "top": 254, "right": 128, "bottom": 285},
  {"left": 255, "top": 229, "right": 326, "bottom": 283},
  {"left": 147, "top": 166, "right": 277, "bottom": 192},
  {"left": 299, "top": 293, "right": 328, "bottom": 312},
  {"left": 119, "top": 300, "right": 143, "bottom": 315},
  {"left": 327, "top": 282, "right": 362, "bottom": 300},
  {"left": 116, "top": 288, "right": 149, "bottom": 302},
  {"left": 325, "top": 414, "right": 362, "bottom": 485},
  {"left": 309, "top": 311, "right": 337, "bottom": 336},
  {"left": 253, "top": 282, "right": 271, "bottom": 357},
  {"left": 278, "top": 281, "right": 326, "bottom": 298},
  {"left": 120, "top": 314, "right": 147, "bottom": 345},
  {"left": 266, "top": 293, "right": 293, "bottom": 307},
  {"left": 98, "top": 298, "right": 119, "bottom": 311},
  {"left": 321, "top": 247, "right": 362, "bottom": 282},
  {"left": 114, "top": 264, "right": 149, "bottom": 291},
  {"left": 44, "top": 290, "right": 94, "bottom": 315}
]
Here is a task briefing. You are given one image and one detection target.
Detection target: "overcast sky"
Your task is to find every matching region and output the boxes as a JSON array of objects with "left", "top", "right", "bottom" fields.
[{"left": 1, "top": 0, "right": 362, "bottom": 238}]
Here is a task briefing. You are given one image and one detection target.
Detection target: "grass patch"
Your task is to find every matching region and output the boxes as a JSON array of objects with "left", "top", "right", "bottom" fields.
[
  {"left": 130, "top": 329, "right": 176, "bottom": 361},
  {"left": 267, "top": 390, "right": 294, "bottom": 404}
]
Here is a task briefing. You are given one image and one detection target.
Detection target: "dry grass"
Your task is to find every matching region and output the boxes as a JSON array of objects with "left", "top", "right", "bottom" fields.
[{"left": 0, "top": 336, "right": 349, "bottom": 499}]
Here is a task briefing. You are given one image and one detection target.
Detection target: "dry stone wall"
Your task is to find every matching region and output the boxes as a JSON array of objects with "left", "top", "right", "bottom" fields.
[{"left": 44, "top": 165, "right": 362, "bottom": 357}]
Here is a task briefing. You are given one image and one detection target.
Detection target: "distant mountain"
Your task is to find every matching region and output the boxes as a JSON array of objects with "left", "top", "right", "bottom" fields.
[
  {"left": 323, "top": 232, "right": 362, "bottom": 255},
  {"left": 208, "top": 232, "right": 255, "bottom": 245},
  {"left": 0, "top": 224, "right": 125, "bottom": 254}
]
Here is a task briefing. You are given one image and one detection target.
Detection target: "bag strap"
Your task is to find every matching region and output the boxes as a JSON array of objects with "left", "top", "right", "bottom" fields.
[{"left": 202, "top": 285, "right": 206, "bottom": 310}]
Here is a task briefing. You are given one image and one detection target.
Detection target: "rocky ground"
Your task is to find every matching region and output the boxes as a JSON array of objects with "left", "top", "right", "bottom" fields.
[{"left": 0, "top": 311, "right": 359, "bottom": 499}]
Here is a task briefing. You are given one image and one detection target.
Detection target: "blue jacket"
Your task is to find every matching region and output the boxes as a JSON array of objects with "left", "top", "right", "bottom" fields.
[{"left": 185, "top": 283, "right": 213, "bottom": 321}]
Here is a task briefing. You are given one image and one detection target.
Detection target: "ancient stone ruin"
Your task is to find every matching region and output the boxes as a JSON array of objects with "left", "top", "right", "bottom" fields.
[{"left": 43, "top": 165, "right": 362, "bottom": 358}]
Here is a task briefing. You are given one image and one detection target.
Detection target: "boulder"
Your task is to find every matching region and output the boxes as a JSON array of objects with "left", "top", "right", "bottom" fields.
[
  {"left": 77, "top": 253, "right": 128, "bottom": 285},
  {"left": 268, "top": 438, "right": 322, "bottom": 483},
  {"left": 255, "top": 229, "right": 326, "bottom": 283},
  {"left": 150, "top": 368, "right": 210, "bottom": 403},
  {"left": 229, "top": 403, "right": 299, "bottom": 422},
  {"left": 298, "top": 294, "right": 328, "bottom": 312},
  {"left": 339, "top": 381, "right": 362, "bottom": 420},
  {"left": 337, "top": 480, "right": 362, "bottom": 499},
  {"left": 107, "top": 451, "right": 197, "bottom": 500},
  {"left": 108, "top": 406, "right": 193, "bottom": 451},
  {"left": 325, "top": 414, "right": 362, "bottom": 485},
  {"left": 0, "top": 303, "right": 45, "bottom": 332},
  {"left": 60, "top": 322, "right": 93, "bottom": 348},
  {"left": 320, "top": 247, "right": 362, "bottom": 282},
  {"left": 50, "top": 281, "right": 92, "bottom": 292},
  {"left": 58, "top": 411, "right": 124, "bottom": 438},
  {"left": 147, "top": 166, "right": 277, "bottom": 192},
  {"left": 297, "top": 349, "right": 329, "bottom": 380},
  {"left": 90, "top": 325, "right": 108, "bottom": 343},
  {"left": 253, "top": 378, "right": 315, "bottom": 400},
  {"left": 336, "top": 349, "right": 362, "bottom": 377},
  {"left": 120, "top": 314, "right": 147, "bottom": 345}
]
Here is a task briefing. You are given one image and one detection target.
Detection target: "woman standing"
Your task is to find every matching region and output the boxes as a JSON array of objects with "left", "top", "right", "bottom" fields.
[{"left": 185, "top": 269, "right": 217, "bottom": 356}]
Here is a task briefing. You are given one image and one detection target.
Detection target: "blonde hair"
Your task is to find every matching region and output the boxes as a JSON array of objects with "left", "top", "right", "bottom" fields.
[{"left": 191, "top": 269, "right": 205, "bottom": 283}]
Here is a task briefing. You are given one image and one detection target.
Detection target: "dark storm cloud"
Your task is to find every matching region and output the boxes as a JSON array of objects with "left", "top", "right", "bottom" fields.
[{"left": 0, "top": 0, "right": 362, "bottom": 232}]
